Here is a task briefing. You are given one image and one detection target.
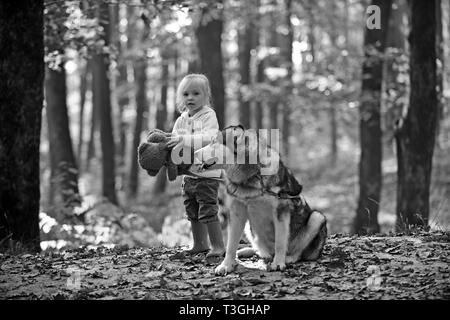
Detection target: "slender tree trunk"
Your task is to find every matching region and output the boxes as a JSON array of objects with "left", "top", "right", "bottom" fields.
[
  {"left": 395, "top": 0, "right": 438, "bottom": 231},
  {"left": 254, "top": 0, "right": 264, "bottom": 131},
  {"left": 45, "top": 64, "right": 81, "bottom": 209},
  {"left": 85, "top": 92, "right": 98, "bottom": 171},
  {"left": 173, "top": 45, "right": 181, "bottom": 121},
  {"left": 0, "top": 0, "right": 43, "bottom": 252},
  {"left": 195, "top": 1, "right": 225, "bottom": 128},
  {"left": 255, "top": 60, "right": 264, "bottom": 130},
  {"left": 268, "top": 0, "right": 279, "bottom": 132},
  {"left": 128, "top": 57, "right": 147, "bottom": 198},
  {"left": 328, "top": 1, "right": 339, "bottom": 166},
  {"left": 238, "top": 1, "right": 254, "bottom": 129},
  {"left": 384, "top": 0, "right": 407, "bottom": 149},
  {"left": 77, "top": 60, "right": 89, "bottom": 169},
  {"left": 435, "top": 0, "right": 444, "bottom": 148},
  {"left": 353, "top": 0, "right": 392, "bottom": 235},
  {"left": 92, "top": 2, "right": 118, "bottom": 205},
  {"left": 281, "top": 0, "right": 293, "bottom": 158},
  {"left": 329, "top": 105, "right": 338, "bottom": 167},
  {"left": 305, "top": 0, "right": 316, "bottom": 70},
  {"left": 153, "top": 56, "right": 169, "bottom": 195}
]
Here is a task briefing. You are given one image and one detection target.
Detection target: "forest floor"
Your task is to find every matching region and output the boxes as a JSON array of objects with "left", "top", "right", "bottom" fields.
[
  {"left": 1, "top": 230, "right": 449, "bottom": 300},
  {"left": 26, "top": 141, "right": 449, "bottom": 300}
]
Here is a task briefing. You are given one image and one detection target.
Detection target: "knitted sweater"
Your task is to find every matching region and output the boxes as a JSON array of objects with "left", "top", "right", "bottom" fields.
[{"left": 172, "top": 106, "right": 222, "bottom": 178}]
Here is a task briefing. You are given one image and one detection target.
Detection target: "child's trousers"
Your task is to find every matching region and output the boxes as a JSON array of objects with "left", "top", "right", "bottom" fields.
[{"left": 182, "top": 177, "right": 220, "bottom": 224}]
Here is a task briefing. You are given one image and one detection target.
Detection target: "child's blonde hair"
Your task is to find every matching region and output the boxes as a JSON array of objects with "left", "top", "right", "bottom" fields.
[{"left": 175, "top": 73, "right": 212, "bottom": 112}]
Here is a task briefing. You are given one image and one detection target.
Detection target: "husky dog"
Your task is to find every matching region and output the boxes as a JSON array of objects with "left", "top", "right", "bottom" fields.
[{"left": 194, "top": 125, "right": 327, "bottom": 275}]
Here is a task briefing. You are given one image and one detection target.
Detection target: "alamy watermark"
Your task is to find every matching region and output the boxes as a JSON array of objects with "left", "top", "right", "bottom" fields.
[
  {"left": 171, "top": 123, "right": 280, "bottom": 175},
  {"left": 366, "top": 5, "right": 381, "bottom": 30}
]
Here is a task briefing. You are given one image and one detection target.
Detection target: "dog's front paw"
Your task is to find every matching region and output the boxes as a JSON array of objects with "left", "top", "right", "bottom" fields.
[
  {"left": 268, "top": 258, "right": 286, "bottom": 271},
  {"left": 215, "top": 260, "right": 237, "bottom": 275}
]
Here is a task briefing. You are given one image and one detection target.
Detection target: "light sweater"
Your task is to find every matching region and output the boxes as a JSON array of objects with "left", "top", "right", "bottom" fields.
[{"left": 172, "top": 105, "right": 222, "bottom": 178}]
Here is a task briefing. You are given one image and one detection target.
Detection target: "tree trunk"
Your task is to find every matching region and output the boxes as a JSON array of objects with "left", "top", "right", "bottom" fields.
[
  {"left": 329, "top": 105, "right": 338, "bottom": 167},
  {"left": 305, "top": 0, "right": 316, "bottom": 70},
  {"left": 77, "top": 60, "right": 89, "bottom": 168},
  {"left": 435, "top": 0, "right": 444, "bottom": 148},
  {"left": 254, "top": 0, "right": 264, "bottom": 131},
  {"left": 238, "top": 1, "right": 254, "bottom": 129},
  {"left": 395, "top": 0, "right": 438, "bottom": 231},
  {"left": 267, "top": 0, "right": 279, "bottom": 132},
  {"left": 328, "top": 1, "right": 340, "bottom": 166},
  {"left": 45, "top": 64, "right": 81, "bottom": 209},
  {"left": 255, "top": 60, "right": 265, "bottom": 130},
  {"left": 353, "top": 0, "right": 392, "bottom": 235},
  {"left": 153, "top": 56, "right": 169, "bottom": 195},
  {"left": 195, "top": 1, "right": 225, "bottom": 128},
  {"left": 128, "top": 57, "right": 147, "bottom": 198},
  {"left": 112, "top": 3, "right": 128, "bottom": 183},
  {"left": 383, "top": 0, "right": 407, "bottom": 148},
  {"left": 281, "top": 0, "right": 293, "bottom": 158},
  {"left": 85, "top": 90, "right": 98, "bottom": 172},
  {"left": 173, "top": 45, "right": 181, "bottom": 121},
  {"left": 92, "top": 2, "right": 118, "bottom": 205},
  {"left": 0, "top": 1, "right": 43, "bottom": 253}
]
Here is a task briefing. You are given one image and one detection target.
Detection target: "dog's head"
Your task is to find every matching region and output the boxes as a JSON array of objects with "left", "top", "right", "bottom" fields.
[{"left": 194, "top": 125, "right": 280, "bottom": 175}]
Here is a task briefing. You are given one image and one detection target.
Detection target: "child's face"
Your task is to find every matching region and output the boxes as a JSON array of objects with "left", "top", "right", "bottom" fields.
[{"left": 182, "top": 82, "right": 207, "bottom": 115}]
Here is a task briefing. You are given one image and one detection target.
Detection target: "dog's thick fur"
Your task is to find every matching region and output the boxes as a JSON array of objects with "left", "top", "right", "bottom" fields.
[{"left": 195, "top": 126, "right": 327, "bottom": 275}]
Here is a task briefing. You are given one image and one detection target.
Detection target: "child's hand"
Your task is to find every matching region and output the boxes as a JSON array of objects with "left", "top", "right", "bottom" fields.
[{"left": 166, "top": 135, "right": 182, "bottom": 149}]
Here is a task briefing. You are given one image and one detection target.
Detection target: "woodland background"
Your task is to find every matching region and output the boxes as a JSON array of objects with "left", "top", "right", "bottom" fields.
[{"left": 0, "top": 0, "right": 449, "bottom": 253}]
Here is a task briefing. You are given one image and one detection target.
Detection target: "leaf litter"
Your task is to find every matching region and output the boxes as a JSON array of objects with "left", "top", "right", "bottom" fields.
[{"left": 0, "top": 230, "right": 449, "bottom": 300}]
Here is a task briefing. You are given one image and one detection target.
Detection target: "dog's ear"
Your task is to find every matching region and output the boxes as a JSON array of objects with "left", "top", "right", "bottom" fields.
[{"left": 279, "top": 162, "right": 303, "bottom": 196}]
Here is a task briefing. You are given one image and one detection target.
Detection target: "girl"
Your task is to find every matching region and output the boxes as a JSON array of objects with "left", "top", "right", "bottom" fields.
[{"left": 166, "top": 74, "right": 225, "bottom": 259}]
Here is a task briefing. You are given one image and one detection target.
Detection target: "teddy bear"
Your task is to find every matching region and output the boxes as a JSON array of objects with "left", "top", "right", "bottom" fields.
[{"left": 138, "top": 129, "right": 192, "bottom": 181}]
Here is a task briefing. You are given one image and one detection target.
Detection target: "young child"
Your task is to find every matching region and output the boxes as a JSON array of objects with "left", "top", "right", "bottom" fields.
[{"left": 166, "top": 74, "right": 225, "bottom": 259}]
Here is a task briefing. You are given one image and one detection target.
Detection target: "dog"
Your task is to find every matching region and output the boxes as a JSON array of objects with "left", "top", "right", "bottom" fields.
[{"left": 194, "top": 125, "right": 327, "bottom": 275}]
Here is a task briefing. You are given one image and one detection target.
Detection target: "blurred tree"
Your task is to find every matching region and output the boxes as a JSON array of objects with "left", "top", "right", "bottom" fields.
[
  {"left": 195, "top": 1, "right": 226, "bottom": 128},
  {"left": 77, "top": 59, "right": 90, "bottom": 168},
  {"left": 382, "top": 0, "right": 407, "bottom": 149},
  {"left": 173, "top": 44, "right": 181, "bottom": 121},
  {"left": 255, "top": 60, "right": 265, "bottom": 130},
  {"left": 85, "top": 88, "right": 99, "bottom": 171},
  {"left": 0, "top": 0, "right": 43, "bottom": 252},
  {"left": 238, "top": 0, "right": 256, "bottom": 129},
  {"left": 92, "top": 1, "right": 118, "bottom": 205},
  {"left": 304, "top": 0, "right": 316, "bottom": 70},
  {"left": 267, "top": 0, "right": 280, "bottom": 131},
  {"left": 354, "top": 0, "right": 392, "bottom": 235},
  {"left": 45, "top": 61, "right": 81, "bottom": 210},
  {"left": 253, "top": 0, "right": 264, "bottom": 130},
  {"left": 77, "top": 0, "right": 91, "bottom": 170},
  {"left": 44, "top": 2, "right": 81, "bottom": 211},
  {"left": 395, "top": 0, "right": 438, "bottom": 231},
  {"left": 327, "top": 1, "right": 339, "bottom": 167},
  {"left": 153, "top": 51, "right": 170, "bottom": 195},
  {"left": 280, "top": 0, "right": 293, "bottom": 158},
  {"left": 435, "top": 0, "right": 444, "bottom": 147},
  {"left": 111, "top": 3, "right": 128, "bottom": 183},
  {"left": 129, "top": 9, "right": 150, "bottom": 198}
]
